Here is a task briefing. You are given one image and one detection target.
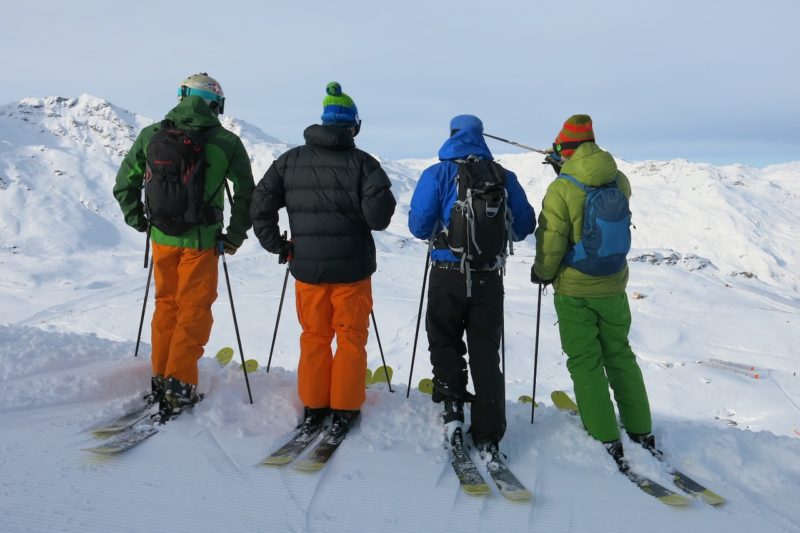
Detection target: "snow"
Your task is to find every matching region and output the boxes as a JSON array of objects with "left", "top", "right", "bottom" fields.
[{"left": 1, "top": 95, "right": 799, "bottom": 533}]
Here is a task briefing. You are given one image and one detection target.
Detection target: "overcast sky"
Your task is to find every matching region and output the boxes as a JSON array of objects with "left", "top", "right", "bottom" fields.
[{"left": 3, "top": 0, "right": 797, "bottom": 166}]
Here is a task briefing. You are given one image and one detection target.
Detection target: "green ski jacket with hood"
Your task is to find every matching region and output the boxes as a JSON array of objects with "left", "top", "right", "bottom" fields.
[
  {"left": 533, "top": 142, "right": 631, "bottom": 297},
  {"left": 113, "top": 96, "right": 255, "bottom": 250}
]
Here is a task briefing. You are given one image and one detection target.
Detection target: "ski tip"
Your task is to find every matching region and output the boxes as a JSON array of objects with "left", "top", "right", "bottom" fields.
[
  {"left": 517, "top": 395, "right": 539, "bottom": 407},
  {"left": 370, "top": 365, "right": 393, "bottom": 385},
  {"left": 501, "top": 489, "right": 534, "bottom": 502},
  {"left": 462, "top": 484, "right": 492, "bottom": 496},
  {"left": 550, "top": 390, "right": 578, "bottom": 412},
  {"left": 365, "top": 368, "right": 373, "bottom": 387},
  {"left": 659, "top": 493, "right": 693, "bottom": 506},
  {"left": 215, "top": 347, "right": 234, "bottom": 366},
  {"left": 261, "top": 456, "right": 293, "bottom": 467},
  {"left": 238, "top": 359, "right": 258, "bottom": 373},
  {"left": 418, "top": 378, "right": 434, "bottom": 394},
  {"left": 292, "top": 460, "right": 326, "bottom": 473},
  {"left": 698, "top": 490, "right": 726, "bottom": 506}
]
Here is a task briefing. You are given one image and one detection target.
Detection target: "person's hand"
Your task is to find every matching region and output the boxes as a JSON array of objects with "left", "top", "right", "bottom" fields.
[
  {"left": 278, "top": 236, "right": 294, "bottom": 264},
  {"left": 133, "top": 217, "right": 148, "bottom": 233},
  {"left": 542, "top": 150, "right": 563, "bottom": 176},
  {"left": 530, "top": 266, "right": 552, "bottom": 287},
  {"left": 216, "top": 235, "right": 239, "bottom": 256}
]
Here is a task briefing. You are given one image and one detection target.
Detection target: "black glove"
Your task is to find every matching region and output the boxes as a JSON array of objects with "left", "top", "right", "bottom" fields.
[
  {"left": 133, "top": 217, "right": 149, "bottom": 233},
  {"left": 542, "top": 154, "right": 563, "bottom": 176},
  {"left": 277, "top": 237, "right": 294, "bottom": 264},
  {"left": 530, "top": 266, "right": 552, "bottom": 287},
  {"left": 215, "top": 234, "right": 239, "bottom": 256}
]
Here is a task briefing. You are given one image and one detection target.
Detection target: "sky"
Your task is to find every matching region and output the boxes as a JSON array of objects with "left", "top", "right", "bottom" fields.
[{"left": 3, "top": 0, "right": 798, "bottom": 167}]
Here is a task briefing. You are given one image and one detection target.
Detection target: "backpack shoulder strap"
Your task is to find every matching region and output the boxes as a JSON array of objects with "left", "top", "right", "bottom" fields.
[{"left": 560, "top": 173, "right": 594, "bottom": 193}]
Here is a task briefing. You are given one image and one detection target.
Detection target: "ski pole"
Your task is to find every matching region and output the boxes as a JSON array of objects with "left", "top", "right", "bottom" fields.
[
  {"left": 134, "top": 252, "right": 153, "bottom": 358},
  {"left": 530, "top": 282, "right": 542, "bottom": 423},
  {"left": 406, "top": 241, "right": 433, "bottom": 399},
  {"left": 483, "top": 133, "right": 548, "bottom": 155},
  {"left": 371, "top": 310, "right": 393, "bottom": 392},
  {"left": 143, "top": 225, "right": 151, "bottom": 268},
  {"left": 501, "top": 321, "right": 505, "bottom": 376},
  {"left": 267, "top": 256, "right": 290, "bottom": 373},
  {"left": 219, "top": 242, "right": 254, "bottom": 404}
]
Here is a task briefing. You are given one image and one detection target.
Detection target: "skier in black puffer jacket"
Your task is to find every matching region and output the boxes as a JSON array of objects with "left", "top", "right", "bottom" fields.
[{"left": 251, "top": 82, "right": 396, "bottom": 440}]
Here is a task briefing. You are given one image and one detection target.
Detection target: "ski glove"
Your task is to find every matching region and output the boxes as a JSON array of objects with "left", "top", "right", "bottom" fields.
[
  {"left": 542, "top": 153, "right": 563, "bottom": 176},
  {"left": 277, "top": 236, "right": 294, "bottom": 265},
  {"left": 215, "top": 235, "right": 239, "bottom": 256},
  {"left": 133, "top": 217, "right": 149, "bottom": 233},
  {"left": 530, "top": 266, "right": 552, "bottom": 287}
]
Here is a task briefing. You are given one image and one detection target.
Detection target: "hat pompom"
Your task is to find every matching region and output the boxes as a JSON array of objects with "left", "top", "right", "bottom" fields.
[{"left": 326, "top": 82, "right": 342, "bottom": 96}]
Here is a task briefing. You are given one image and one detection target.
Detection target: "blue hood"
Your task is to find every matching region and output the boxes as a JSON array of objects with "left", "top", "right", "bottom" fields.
[{"left": 437, "top": 128, "right": 494, "bottom": 161}]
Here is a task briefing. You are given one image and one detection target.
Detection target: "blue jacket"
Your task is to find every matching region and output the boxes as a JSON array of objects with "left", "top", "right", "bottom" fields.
[{"left": 408, "top": 129, "right": 535, "bottom": 261}]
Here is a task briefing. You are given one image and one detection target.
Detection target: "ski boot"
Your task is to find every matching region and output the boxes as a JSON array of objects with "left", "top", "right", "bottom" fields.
[
  {"left": 431, "top": 376, "right": 475, "bottom": 404},
  {"left": 143, "top": 374, "right": 165, "bottom": 405},
  {"left": 628, "top": 432, "right": 662, "bottom": 457},
  {"left": 299, "top": 406, "right": 330, "bottom": 436},
  {"left": 328, "top": 409, "right": 360, "bottom": 443},
  {"left": 443, "top": 398, "right": 465, "bottom": 451},
  {"left": 604, "top": 439, "right": 630, "bottom": 472},
  {"left": 154, "top": 377, "right": 201, "bottom": 423}
]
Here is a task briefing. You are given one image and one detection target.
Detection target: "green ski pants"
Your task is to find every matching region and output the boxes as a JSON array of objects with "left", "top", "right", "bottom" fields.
[{"left": 554, "top": 292, "right": 651, "bottom": 442}]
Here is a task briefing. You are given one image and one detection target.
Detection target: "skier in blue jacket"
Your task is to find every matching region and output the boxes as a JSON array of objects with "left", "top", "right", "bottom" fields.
[{"left": 408, "top": 114, "right": 535, "bottom": 459}]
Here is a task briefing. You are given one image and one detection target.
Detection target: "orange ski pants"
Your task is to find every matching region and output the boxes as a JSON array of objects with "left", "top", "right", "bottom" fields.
[
  {"left": 295, "top": 278, "right": 372, "bottom": 411},
  {"left": 151, "top": 242, "right": 218, "bottom": 386}
]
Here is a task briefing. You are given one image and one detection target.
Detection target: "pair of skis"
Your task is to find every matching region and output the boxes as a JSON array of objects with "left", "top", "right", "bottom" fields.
[
  {"left": 82, "top": 397, "right": 160, "bottom": 454},
  {"left": 448, "top": 428, "right": 533, "bottom": 501},
  {"left": 551, "top": 390, "right": 725, "bottom": 507},
  {"left": 260, "top": 424, "right": 347, "bottom": 472},
  {"left": 82, "top": 387, "right": 212, "bottom": 454}
]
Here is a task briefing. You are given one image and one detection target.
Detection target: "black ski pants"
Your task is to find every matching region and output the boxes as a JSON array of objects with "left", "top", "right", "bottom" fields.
[{"left": 425, "top": 265, "right": 505, "bottom": 445}]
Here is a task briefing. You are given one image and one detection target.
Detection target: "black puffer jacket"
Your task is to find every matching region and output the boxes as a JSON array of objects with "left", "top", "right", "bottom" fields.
[{"left": 251, "top": 125, "right": 396, "bottom": 284}]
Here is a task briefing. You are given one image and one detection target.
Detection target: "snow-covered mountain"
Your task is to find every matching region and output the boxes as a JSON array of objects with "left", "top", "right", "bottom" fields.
[{"left": 1, "top": 96, "right": 799, "bottom": 533}]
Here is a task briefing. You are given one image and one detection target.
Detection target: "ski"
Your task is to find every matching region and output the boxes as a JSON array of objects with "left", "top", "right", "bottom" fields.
[
  {"left": 478, "top": 452, "right": 532, "bottom": 501},
  {"left": 292, "top": 430, "right": 347, "bottom": 472},
  {"left": 87, "top": 398, "right": 157, "bottom": 436},
  {"left": 83, "top": 396, "right": 202, "bottom": 455},
  {"left": 551, "top": 390, "right": 722, "bottom": 506},
  {"left": 260, "top": 426, "right": 324, "bottom": 466},
  {"left": 636, "top": 443, "right": 726, "bottom": 506},
  {"left": 82, "top": 424, "right": 159, "bottom": 454},
  {"left": 370, "top": 365, "right": 393, "bottom": 386},
  {"left": 447, "top": 427, "right": 491, "bottom": 496},
  {"left": 616, "top": 462, "right": 691, "bottom": 506}
]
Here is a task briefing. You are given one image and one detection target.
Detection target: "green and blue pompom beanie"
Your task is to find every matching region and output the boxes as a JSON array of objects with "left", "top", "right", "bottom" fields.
[{"left": 321, "top": 82, "right": 359, "bottom": 126}]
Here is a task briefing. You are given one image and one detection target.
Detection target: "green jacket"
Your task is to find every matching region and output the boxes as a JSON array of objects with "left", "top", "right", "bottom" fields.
[
  {"left": 533, "top": 142, "right": 630, "bottom": 297},
  {"left": 113, "top": 96, "right": 255, "bottom": 249}
]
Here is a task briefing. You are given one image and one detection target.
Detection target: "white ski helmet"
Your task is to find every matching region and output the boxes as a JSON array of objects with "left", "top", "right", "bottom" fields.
[{"left": 177, "top": 73, "right": 225, "bottom": 114}]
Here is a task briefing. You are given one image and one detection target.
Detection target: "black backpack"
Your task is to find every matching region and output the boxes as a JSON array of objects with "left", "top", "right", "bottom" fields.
[
  {"left": 437, "top": 158, "right": 513, "bottom": 273},
  {"left": 144, "top": 120, "right": 220, "bottom": 236}
]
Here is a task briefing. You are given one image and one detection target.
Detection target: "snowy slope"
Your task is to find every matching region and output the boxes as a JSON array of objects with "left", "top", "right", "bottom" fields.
[{"left": 1, "top": 96, "right": 799, "bottom": 533}]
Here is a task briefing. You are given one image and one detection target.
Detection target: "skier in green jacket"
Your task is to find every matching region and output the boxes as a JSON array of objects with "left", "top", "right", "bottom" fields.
[
  {"left": 531, "top": 114, "right": 653, "bottom": 462},
  {"left": 113, "top": 73, "right": 255, "bottom": 418}
]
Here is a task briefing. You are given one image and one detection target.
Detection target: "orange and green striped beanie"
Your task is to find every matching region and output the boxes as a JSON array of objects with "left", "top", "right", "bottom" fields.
[{"left": 553, "top": 114, "right": 595, "bottom": 157}]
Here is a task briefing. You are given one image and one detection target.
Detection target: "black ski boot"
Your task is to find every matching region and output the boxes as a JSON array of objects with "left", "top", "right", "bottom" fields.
[
  {"left": 329, "top": 409, "right": 360, "bottom": 443},
  {"left": 476, "top": 439, "right": 504, "bottom": 466},
  {"left": 604, "top": 440, "right": 629, "bottom": 472},
  {"left": 431, "top": 377, "right": 476, "bottom": 404},
  {"left": 299, "top": 407, "right": 330, "bottom": 435},
  {"left": 143, "top": 374, "right": 165, "bottom": 405},
  {"left": 628, "top": 432, "right": 662, "bottom": 457},
  {"left": 443, "top": 398, "right": 465, "bottom": 450},
  {"left": 155, "top": 377, "right": 201, "bottom": 422}
]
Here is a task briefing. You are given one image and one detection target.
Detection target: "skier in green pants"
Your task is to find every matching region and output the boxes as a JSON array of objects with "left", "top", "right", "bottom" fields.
[{"left": 531, "top": 114, "right": 653, "bottom": 461}]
